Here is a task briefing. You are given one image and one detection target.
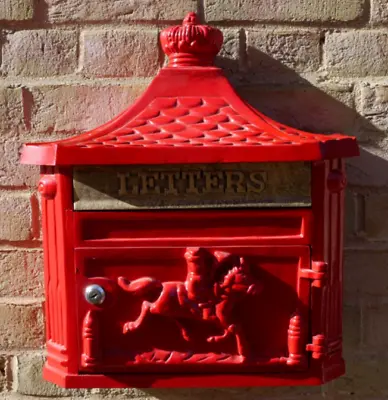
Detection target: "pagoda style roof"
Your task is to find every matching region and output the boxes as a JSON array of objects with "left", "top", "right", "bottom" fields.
[{"left": 21, "top": 13, "right": 358, "bottom": 166}]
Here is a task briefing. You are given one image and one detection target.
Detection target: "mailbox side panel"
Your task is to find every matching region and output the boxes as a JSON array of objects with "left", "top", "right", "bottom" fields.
[
  {"left": 40, "top": 167, "right": 77, "bottom": 376},
  {"left": 311, "top": 159, "right": 346, "bottom": 381}
]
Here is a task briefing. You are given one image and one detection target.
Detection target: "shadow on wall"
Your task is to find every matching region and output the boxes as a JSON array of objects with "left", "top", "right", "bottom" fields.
[
  {"left": 138, "top": 49, "right": 387, "bottom": 399},
  {"left": 139, "top": 386, "right": 321, "bottom": 400},
  {"left": 225, "top": 49, "right": 388, "bottom": 194},
  {"left": 218, "top": 48, "right": 383, "bottom": 140}
]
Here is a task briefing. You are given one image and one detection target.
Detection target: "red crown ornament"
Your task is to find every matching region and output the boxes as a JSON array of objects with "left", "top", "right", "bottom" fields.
[{"left": 160, "top": 12, "right": 223, "bottom": 67}]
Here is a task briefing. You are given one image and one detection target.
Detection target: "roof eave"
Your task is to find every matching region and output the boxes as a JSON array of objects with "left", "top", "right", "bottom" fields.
[
  {"left": 20, "top": 143, "right": 58, "bottom": 166},
  {"left": 20, "top": 138, "right": 359, "bottom": 166}
]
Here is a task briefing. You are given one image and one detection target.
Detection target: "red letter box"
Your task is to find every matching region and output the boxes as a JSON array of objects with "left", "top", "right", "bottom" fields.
[{"left": 20, "top": 13, "right": 359, "bottom": 389}]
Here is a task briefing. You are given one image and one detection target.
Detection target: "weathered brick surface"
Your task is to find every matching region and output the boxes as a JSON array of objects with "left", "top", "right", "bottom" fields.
[
  {"left": 2, "top": 30, "right": 78, "bottom": 77},
  {"left": 344, "top": 189, "right": 358, "bottom": 241},
  {"left": 238, "top": 84, "right": 357, "bottom": 135},
  {"left": 371, "top": 0, "right": 388, "bottom": 25},
  {"left": 0, "top": 88, "right": 25, "bottom": 140},
  {"left": 16, "top": 353, "right": 88, "bottom": 396},
  {"left": 364, "top": 192, "right": 388, "bottom": 239},
  {"left": 0, "top": 0, "right": 33, "bottom": 21},
  {"left": 327, "top": 353, "right": 388, "bottom": 396},
  {"left": 346, "top": 147, "right": 388, "bottom": 187},
  {"left": 342, "top": 305, "right": 361, "bottom": 355},
  {"left": 0, "top": 395, "right": 71, "bottom": 400},
  {"left": 47, "top": 0, "right": 197, "bottom": 22},
  {"left": 29, "top": 84, "right": 147, "bottom": 134},
  {"left": 361, "top": 84, "right": 388, "bottom": 115},
  {"left": 215, "top": 29, "right": 241, "bottom": 75},
  {"left": 363, "top": 301, "right": 388, "bottom": 348},
  {"left": 0, "top": 250, "right": 43, "bottom": 297},
  {"left": 344, "top": 251, "right": 388, "bottom": 302},
  {"left": 0, "top": 303, "right": 44, "bottom": 349},
  {"left": 359, "top": 84, "right": 388, "bottom": 133},
  {"left": 0, "top": 141, "right": 39, "bottom": 187},
  {"left": 0, "top": 355, "right": 10, "bottom": 392},
  {"left": 246, "top": 30, "right": 320, "bottom": 82},
  {"left": 81, "top": 30, "right": 159, "bottom": 78},
  {"left": 324, "top": 31, "right": 388, "bottom": 77},
  {"left": 90, "top": 387, "right": 148, "bottom": 398},
  {"left": 205, "top": 0, "right": 365, "bottom": 22},
  {"left": 0, "top": 192, "right": 32, "bottom": 241}
]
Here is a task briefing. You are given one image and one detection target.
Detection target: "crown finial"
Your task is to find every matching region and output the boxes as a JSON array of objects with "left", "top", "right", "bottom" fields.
[
  {"left": 160, "top": 12, "right": 223, "bottom": 67},
  {"left": 183, "top": 12, "right": 199, "bottom": 25}
]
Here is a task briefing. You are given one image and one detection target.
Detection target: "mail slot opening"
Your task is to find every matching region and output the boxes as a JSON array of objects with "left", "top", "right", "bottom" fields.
[{"left": 74, "top": 210, "right": 311, "bottom": 245}]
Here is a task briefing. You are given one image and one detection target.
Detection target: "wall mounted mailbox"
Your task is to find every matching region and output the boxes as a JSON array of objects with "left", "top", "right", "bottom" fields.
[{"left": 20, "top": 13, "right": 359, "bottom": 388}]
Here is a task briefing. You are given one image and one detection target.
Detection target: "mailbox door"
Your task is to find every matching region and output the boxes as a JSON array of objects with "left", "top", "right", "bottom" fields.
[{"left": 76, "top": 245, "right": 311, "bottom": 374}]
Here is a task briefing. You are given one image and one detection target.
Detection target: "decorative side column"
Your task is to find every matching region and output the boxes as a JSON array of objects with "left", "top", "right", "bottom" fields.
[{"left": 81, "top": 310, "right": 101, "bottom": 369}]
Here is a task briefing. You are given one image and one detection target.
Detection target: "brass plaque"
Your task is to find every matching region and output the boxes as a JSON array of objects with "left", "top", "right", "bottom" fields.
[{"left": 73, "top": 163, "right": 311, "bottom": 210}]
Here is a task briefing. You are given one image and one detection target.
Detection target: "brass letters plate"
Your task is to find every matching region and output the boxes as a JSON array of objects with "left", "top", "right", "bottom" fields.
[{"left": 73, "top": 163, "right": 311, "bottom": 210}]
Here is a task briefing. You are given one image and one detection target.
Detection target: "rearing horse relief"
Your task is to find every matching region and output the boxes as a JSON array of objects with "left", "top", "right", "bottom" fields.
[{"left": 117, "top": 247, "right": 264, "bottom": 362}]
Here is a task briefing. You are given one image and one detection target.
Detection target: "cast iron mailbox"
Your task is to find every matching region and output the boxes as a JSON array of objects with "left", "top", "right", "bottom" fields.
[{"left": 20, "top": 13, "right": 359, "bottom": 388}]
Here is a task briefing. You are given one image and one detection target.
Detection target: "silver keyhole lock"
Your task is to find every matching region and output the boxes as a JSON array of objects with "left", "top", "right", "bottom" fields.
[{"left": 84, "top": 284, "right": 106, "bottom": 305}]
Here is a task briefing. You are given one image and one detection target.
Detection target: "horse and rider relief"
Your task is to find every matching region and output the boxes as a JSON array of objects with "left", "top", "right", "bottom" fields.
[
  {"left": 80, "top": 246, "right": 308, "bottom": 369},
  {"left": 117, "top": 248, "right": 263, "bottom": 363}
]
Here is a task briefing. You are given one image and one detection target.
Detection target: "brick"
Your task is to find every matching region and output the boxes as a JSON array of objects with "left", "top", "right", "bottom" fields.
[
  {"left": 344, "top": 189, "right": 357, "bottom": 241},
  {"left": 2, "top": 30, "right": 77, "bottom": 77},
  {"left": 327, "top": 353, "right": 388, "bottom": 396},
  {"left": 215, "top": 29, "right": 241, "bottom": 75},
  {"left": 363, "top": 302, "right": 388, "bottom": 348},
  {"left": 81, "top": 29, "right": 159, "bottom": 78},
  {"left": 344, "top": 188, "right": 370, "bottom": 242},
  {"left": 343, "top": 305, "right": 361, "bottom": 356},
  {"left": 365, "top": 193, "right": 388, "bottom": 239},
  {"left": 205, "top": 0, "right": 365, "bottom": 23},
  {"left": 0, "top": 396, "right": 70, "bottom": 400},
  {"left": 0, "top": 303, "right": 44, "bottom": 349},
  {"left": 0, "top": 141, "right": 39, "bottom": 187},
  {"left": 90, "top": 389, "right": 144, "bottom": 398},
  {"left": 16, "top": 353, "right": 88, "bottom": 396},
  {"left": 0, "top": 355, "right": 10, "bottom": 392},
  {"left": 371, "top": 0, "right": 388, "bottom": 25},
  {"left": 0, "top": 88, "right": 25, "bottom": 139},
  {"left": 30, "top": 84, "right": 147, "bottom": 134},
  {"left": 0, "top": 0, "right": 33, "bottom": 20},
  {"left": 238, "top": 84, "right": 358, "bottom": 135},
  {"left": 0, "top": 358, "right": 4, "bottom": 393},
  {"left": 324, "top": 31, "right": 388, "bottom": 77},
  {"left": 360, "top": 84, "right": 388, "bottom": 132},
  {"left": 48, "top": 0, "right": 197, "bottom": 22},
  {"left": 246, "top": 30, "right": 320, "bottom": 82},
  {"left": 236, "top": 386, "right": 322, "bottom": 398},
  {"left": 361, "top": 84, "right": 388, "bottom": 115},
  {"left": 344, "top": 251, "right": 388, "bottom": 300},
  {"left": 0, "top": 250, "right": 43, "bottom": 297},
  {"left": 0, "top": 192, "right": 32, "bottom": 241},
  {"left": 346, "top": 147, "right": 388, "bottom": 187},
  {"left": 139, "top": 387, "right": 322, "bottom": 400}
]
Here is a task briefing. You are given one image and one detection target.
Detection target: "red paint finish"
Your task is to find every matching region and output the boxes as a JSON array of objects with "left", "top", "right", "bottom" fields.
[
  {"left": 20, "top": 14, "right": 358, "bottom": 166},
  {"left": 75, "top": 245, "right": 310, "bottom": 374},
  {"left": 118, "top": 248, "right": 264, "bottom": 362},
  {"left": 21, "top": 13, "right": 359, "bottom": 388},
  {"left": 73, "top": 209, "right": 313, "bottom": 247},
  {"left": 81, "top": 310, "right": 101, "bottom": 369}
]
